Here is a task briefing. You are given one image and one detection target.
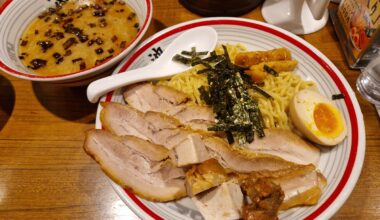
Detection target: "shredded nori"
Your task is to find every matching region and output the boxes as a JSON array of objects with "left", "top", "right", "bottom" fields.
[
  {"left": 252, "top": 85, "right": 273, "bottom": 99},
  {"left": 332, "top": 93, "right": 345, "bottom": 100},
  {"left": 263, "top": 64, "right": 279, "bottom": 76},
  {"left": 173, "top": 45, "right": 266, "bottom": 144}
]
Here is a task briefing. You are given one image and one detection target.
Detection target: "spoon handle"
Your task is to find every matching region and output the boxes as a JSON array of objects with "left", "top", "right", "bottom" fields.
[{"left": 87, "top": 64, "right": 157, "bottom": 103}]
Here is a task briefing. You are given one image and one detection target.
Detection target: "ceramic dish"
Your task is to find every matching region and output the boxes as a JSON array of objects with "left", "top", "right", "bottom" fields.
[
  {"left": 0, "top": 0, "right": 152, "bottom": 86},
  {"left": 95, "top": 17, "right": 365, "bottom": 220}
]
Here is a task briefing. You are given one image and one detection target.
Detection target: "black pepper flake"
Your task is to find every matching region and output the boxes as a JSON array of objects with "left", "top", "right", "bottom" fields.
[
  {"left": 120, "top": 41, "right": 126, "bottom": 48},
  {"left": 92, "top": 4, "right": 101, "bottom": 10},
  {"left": 88, "top": 23, "right": 96, "bottom": 28},
  {"left": 19, "top": 56, "right": 25, "bottom": 60},
  {"left": 54, "top": 0, "right": 68, "bottom": 7},
  {"left": 95, "top": 48, "right": 104, "bottom": 54},
  {"left": 72, "top": 57, "right": 83, "bottom": 63},
  {"left": 44, "top": 16, "right": 51, "bottom": 22},
  {"left": 93, "top": 10, "right": 105, "bottom": 17},
  {"left": 54, "top": 32, "right": 65, "bottom": 40},
  {"left": 20, "top": 40, "right": 28, "bottom": 46},
  {"left": 108, "top": 0, "right": 116, "bottom": 5},
  {"left": 127, "top": 12, "right": 136, "bottom": 20},
  {"left": 21, "top": 52, "right": 28, "bottom": 56},
  {"left": 37, "top": 40, "right": 54, "bottom": 52},
  {"left": 45, "top": 29, "right": 52, "bottom": 37},
  {"left": 62, "top": 18, "right": 73, "bottom": 26},
  {"left": 95, "top": 37, "right": 103, "bottom": 45},
  {"left": 79, "top": 62, "right": 86, "bottom": 70},
  {"left": 64, "top": 49, "right": 72, "bottom": 56},
  {"left": 78, "top": 34, "right": 89, "bottom": 43},
  {"left": 74, "top": 5, "right": 87, "bottom": 13},
  {"left": 38, "top": 11, "right": 49, "bottom": 19},
  {"left": 133, "top": 23, "right": 139, "bottom": 29},
  {"left": 120, "top": 9, "right": 124, "bottom": 12},
  {"left": 35, "top": 30, "right": 39, "bottom": 35},
  {"left": 53, "top": 17, "right": 62, "bottom": 24},
  {"left": 58, "top": 12, "right": 67, "bottom": 17},
  {"left": 107, "top": 48, "right": 114, "bottom": 54},
  {"left": 111, "top": 35, "right": 118, "bottom": 42},
  {"left": 63, "top": 37, "right": 78, "bottom": 50},
  {"left": 64, "top": 23, "right": 81, "bottom": 35},
  {"left": 53, "top": 52, "right": 61, "bottom": 59},
  {"left": 67, "top": 9, "right": 74, "bottom": 16},
  {"left": 99, "top": 18, "right": 107, "bottom": 27},
  {"left": 95, "top": 55, "right": 112, "bottom": 65},
  {"left": 64, "top": 24, "right": 88, "bottom": 43},
  {"left": 56, "top": 57, "right": 64, "bottom": 64},
  {"left": 88, "top": 39, "right": 95, "bottom": 46},
  {"left": 48, "top": 7, "right": 57, "bottom": 14},
  {"left": 28, "top": 59, "right": 47, "bottom": 70}
]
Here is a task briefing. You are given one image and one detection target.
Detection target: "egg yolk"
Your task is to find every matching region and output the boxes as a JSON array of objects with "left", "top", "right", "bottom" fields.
[{"left": 313, "top": 103, "right": 341, "bottom": 137}]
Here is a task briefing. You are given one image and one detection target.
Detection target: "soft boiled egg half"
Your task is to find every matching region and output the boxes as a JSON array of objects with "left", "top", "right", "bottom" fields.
[{"left": 289, "top": 89, "right": 347, "bottom": 146}]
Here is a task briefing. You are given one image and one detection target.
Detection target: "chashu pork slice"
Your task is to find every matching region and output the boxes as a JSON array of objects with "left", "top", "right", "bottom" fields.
[
  {"left": 101, "top": 102, "right": 181, "bottom": 142},
  {"left": 123, "top": 83, "right": 215, "bottom": 131},
  {"left": 123, "top": 83, "right": 189, "bottom": 114},
  {"left": 192, "top": 180, "right": 244, "bottom": 220},
  {"left": 84, "top": 129, "right": 186, "bottom": 202},
  {"left": 101, "top": 102, "right": 301, "bottom": 173},
  {"left": 203, "top": 136, "right": 298, "bottom": 173},
  {"left": 185, "top": 159, "right": 230, "bottom": 196},
  {"left": 101, "top": 102, "right": 211, "bottom": 150},
  {"left": 238, "top": 164, "right": 327, "bottom": 210},
  {"left": 240, "top": 128, "right": 320, "bottom": 165}
]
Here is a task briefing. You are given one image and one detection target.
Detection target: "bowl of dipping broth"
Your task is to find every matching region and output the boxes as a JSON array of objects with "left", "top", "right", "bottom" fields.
[{"left": 0, "top": 0, "right": 152, "bottom": 86}]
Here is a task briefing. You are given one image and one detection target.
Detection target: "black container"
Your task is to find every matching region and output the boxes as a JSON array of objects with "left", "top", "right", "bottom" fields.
[{"left": 179, "top": 0, "right": 264, "bottom": 17}]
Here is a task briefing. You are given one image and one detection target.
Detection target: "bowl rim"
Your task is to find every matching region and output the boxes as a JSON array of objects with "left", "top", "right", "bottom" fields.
[{"left": 0, "top": 0, "right": 152, "bottom": 81}]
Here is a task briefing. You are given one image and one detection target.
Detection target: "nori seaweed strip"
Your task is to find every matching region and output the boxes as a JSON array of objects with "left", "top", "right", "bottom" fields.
[
  {"left": 198, "top": 86, "right": 211, "bottom": 105},
  {"left": 263, "top": 64, "right": 279, "bottom": 76},
  {"left": 253, "top": 85, "right": 273, "bottom": 99},
  {"left": 332, "top": 93, "right": 345, "bottom": 100},
  {"left": 172, "top": 54, "right": 190, "bottom": 64},
  {"left": 172, "top": 45, "right": 266, "bottom": 144},
  {"left": 182, "top": 50, "right": 208, "bottom": 56}
]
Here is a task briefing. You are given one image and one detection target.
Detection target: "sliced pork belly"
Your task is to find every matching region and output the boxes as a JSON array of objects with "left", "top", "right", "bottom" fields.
[
  {"left": 238, "top": 164, "right": 326, "bottom": 210},
  {"left": 192, "top": 180, "right": 244, "bottom": 220},
  {"left": 203, "top": 137, "right": 297, "bottom": 173},
  {"left": 100, "top": 102, "right": 181, "bottom": 143},
  {"left": 173, "top": 105, "right": 215, "bottom": 123},
  {"left": 123, "top": 83, "right": 215, "bottom": 131},
  {"left": 84, "top": 129, "right": 186, "bottom": 202},
  {"left": 185, "top": 159, "right": 230, "bottom": 196},
  {"left": 123, "top": 83, "right": 189, "bottom": 115},
  {"left": 100, "top": 102, "right": 301, "bottom": 173},
  {"left": 241, "top": 128, "right": 320, "bottom": 165}
]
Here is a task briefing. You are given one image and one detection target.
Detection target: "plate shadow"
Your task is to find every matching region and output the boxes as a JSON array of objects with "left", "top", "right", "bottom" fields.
[
  {"left": 0, "top": 74, "right": 15, "bottom": 131},
  {"left": 32, "top": 82, "right": 97, "bottom": 124}
]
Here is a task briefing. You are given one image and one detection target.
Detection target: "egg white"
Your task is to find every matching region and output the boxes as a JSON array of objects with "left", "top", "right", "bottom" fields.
[{"left": 289, "top": 89, "right": 347, "bottom": 146}]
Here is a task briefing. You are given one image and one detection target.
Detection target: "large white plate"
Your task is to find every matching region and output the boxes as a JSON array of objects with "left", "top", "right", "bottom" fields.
[{"left": 95, "top": 17, "right": 365, "bottom": 220}]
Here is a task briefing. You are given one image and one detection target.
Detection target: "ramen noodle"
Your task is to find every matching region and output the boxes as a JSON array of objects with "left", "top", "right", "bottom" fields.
[{"left": 159, "top": 44, "right": 315, "bottom": 130}]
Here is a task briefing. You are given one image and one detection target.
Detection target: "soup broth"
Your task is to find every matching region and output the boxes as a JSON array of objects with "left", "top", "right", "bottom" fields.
[{"left": 18, "top": 0, "right": 139, "bottom": 76}]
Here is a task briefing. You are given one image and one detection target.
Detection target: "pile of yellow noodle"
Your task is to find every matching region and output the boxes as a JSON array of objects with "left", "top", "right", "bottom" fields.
[{"left": 158, "top": 44, "right": 315, "bottom": 130}]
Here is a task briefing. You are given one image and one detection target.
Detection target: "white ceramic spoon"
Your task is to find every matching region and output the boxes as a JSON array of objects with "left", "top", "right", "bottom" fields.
[{"left": 86, "top": 26, "right": 218, "bottom": 103}]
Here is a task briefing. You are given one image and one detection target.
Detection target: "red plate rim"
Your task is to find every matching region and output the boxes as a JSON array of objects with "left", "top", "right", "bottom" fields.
[
  {"left": 104, "top": 19, "right": 360, "bottom": 220},
  {"left": 0, "top": 0, "right": 152, "bottom": 80}
]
